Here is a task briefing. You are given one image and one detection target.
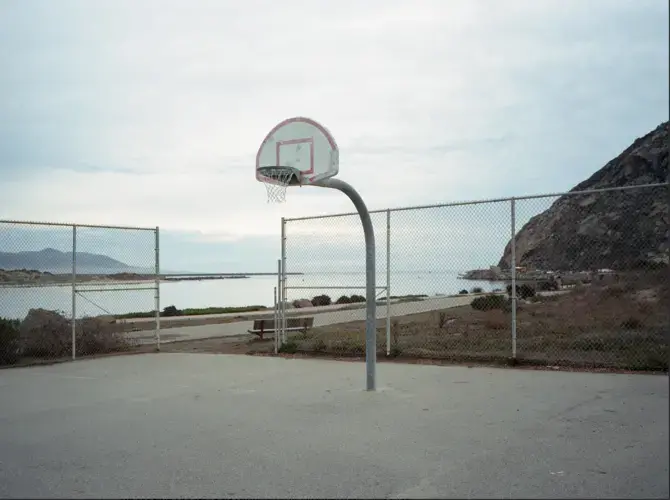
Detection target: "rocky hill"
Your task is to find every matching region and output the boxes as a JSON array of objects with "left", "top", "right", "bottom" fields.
[{"left": 499, "top": 121, "right": 669, "bottom": 271}]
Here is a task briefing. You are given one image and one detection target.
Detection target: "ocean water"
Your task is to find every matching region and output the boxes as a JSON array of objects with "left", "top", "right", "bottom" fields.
[{"left": 0, "top": 272, "right": 499, "bottom": 320}]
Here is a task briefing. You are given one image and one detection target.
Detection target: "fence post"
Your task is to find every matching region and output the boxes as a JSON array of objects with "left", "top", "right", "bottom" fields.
[
  {"left": 273, "top": 285, "right": 278, "bottom": 354},
  {"left": 386, "top": 209, "right": 391, "bottom": 356},
  {"left": 510, "top": 198, "right": 517, "bottom": 360},
  {"left": 276, "top": 258, "right": 282, "bottom": 350},
  {"left": 281, "top": 218, "right": 287, "bottom": 344},
  {"left": 154, "top": 226, "right": 161, "bottom": 352},
  {"left": 71, "top": 224, "right": 77, "bottom": 360}
]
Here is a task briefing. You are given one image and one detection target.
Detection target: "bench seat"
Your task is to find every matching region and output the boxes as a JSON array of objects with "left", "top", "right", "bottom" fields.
[{"left": 248, "top": 316, "right": 314, "bottom": 340}]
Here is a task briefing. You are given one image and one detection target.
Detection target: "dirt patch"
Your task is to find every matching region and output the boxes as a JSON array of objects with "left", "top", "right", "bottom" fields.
[
  {"left": 112, "top": 315, "right": 245, "bottom": 333},
  {"left": 157, "top": 335, "right": 267, "bottom": 355}
]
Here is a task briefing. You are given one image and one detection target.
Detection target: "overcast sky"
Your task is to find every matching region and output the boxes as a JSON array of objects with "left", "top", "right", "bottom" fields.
[{"left": 1, "top": 0, "right": 668, "bottom": 272}]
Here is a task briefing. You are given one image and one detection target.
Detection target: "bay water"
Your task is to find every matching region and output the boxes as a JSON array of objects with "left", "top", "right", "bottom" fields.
[{"left": 0, "top": 271, "right": 499, "bottom": 320}]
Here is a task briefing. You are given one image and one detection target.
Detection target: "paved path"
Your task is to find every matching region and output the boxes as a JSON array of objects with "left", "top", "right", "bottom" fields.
[
  {"left": 123, "top": 296, "right": 433, "bottom": 324},
  {"left": 129, "top": 291, "right": 569, "bottom": 345},
  {"left": 129, "top": 295, "right": 476, "bottom": 344}
]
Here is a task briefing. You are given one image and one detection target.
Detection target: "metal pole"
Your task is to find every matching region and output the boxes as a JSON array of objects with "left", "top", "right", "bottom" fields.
[
  {"left": 317, "top": 177, "right": 377, "bottom": 391},
  {"left": 155, "top": 227, "right": 161, "bottom": 351},
  {"left": 276, "top": 258, "right": 282, "bottom": 350},
  {"left": 510, "top": 198, "right": 517, "bottom": 360},
  {"left": 385, "top": 209, "right": 391, "bottom": 356},
  {"left": 273, "top": 285, "right": 278, "bottom": 354},
  {"left": 281, "top": 218, "right": 287, "bottom": 345},
  {"left": 71, "top": 225, "right": 77, "bottom": 360}
]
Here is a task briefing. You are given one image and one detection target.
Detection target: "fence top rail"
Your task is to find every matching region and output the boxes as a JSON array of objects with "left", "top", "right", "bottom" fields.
[
  {"left": 283, "top": 182, "right": 669, "bottom": 222},
  {"left": 0, "top": 219, "right": 159, "bottom": 231}
]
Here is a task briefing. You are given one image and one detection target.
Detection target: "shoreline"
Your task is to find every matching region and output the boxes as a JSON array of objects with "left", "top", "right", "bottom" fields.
[
  {"left": 0, "top": 270, "right": 313, "bottom": 287},
  {"left": 0, "top": 273, "right": 251, "bottom": 287}
]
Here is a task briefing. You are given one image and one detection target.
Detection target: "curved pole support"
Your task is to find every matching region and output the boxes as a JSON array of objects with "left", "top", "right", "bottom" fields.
[{"left": 315, "top": 177, "right": 376, "bottom": 391}]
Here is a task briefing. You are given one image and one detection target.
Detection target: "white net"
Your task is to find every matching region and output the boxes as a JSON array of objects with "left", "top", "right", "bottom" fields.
[{"left": 259, "top": 167, "right": 299, "bottom": 203}]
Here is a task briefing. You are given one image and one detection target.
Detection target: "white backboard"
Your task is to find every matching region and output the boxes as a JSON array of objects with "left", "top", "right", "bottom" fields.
[{"left": 256, "top": 117, "right": 339, "bottom": 186}]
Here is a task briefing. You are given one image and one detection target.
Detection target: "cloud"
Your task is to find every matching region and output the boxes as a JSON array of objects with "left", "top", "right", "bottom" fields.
[{"left": 1, "top": 0, "right": 667, "bottom": 271}]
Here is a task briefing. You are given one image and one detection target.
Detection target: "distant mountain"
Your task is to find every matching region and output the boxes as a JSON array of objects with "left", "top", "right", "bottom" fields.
[
  {"left": 0, "top": 248, "right": 131, "bottom": 273},
  {"left": 498, "top": 121, "right": 669, "bottom": 271}
]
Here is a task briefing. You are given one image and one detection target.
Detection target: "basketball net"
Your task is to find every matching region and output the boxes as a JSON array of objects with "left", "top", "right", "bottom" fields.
[{"left": 259, "top": 167, "right": 299, "bottom": 203}]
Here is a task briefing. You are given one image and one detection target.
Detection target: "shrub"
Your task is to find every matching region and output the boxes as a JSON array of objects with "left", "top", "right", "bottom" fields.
[
  {"left": 349, "top": 294, "right": 366, "bottom": 303},
  {"left": 459, "top": 289, "right": 469, "bottom": 295},
  {"left": 311, "top": 294, "right": 332, "bottom": 307},
  {"left": 334, "top": 338, "right": 365, "bottom": 355},
  {"left": 471, "top": 294, "right": 507, "bottom": 311},
  {"left": 20, "top": 308, "right": 71, "bottom": 357},
  {"left": 483, "top": 311, "right": 508, "bottom": 330},
  {"left": 471, "top": 287, "right": 484, "bottom": 294},
  {"left": 312, "top": 338, "right": 327, "bottom": 352},
  {"left": 162, "top": 305, "right": 182, "bottom": 317},
  {"left": 76, "top": 316, "right": 130, "bottom": 356},
  {"left": 520, "top": 284, "right": 536, "bottom": 299},
  {"left": 601, "top": 285, "right": 626, "bottom": 298},
  {"left": 278, "top": 340, "right": 299, "bottom": 354},
  {"left": 391, "top": 319, "right": 400, "bottom": 352},
  {"left": 19, "top": 308, "right": 129, "bottom": 358},
  {"left": 0, "top": 317, "right": 21, "bottom": 365},
  {"left": 537, "top": 280, "right": 559, "bottom": 291},
  {"left": 621, "top": 317, "right": 643, "bottom": 330},
  {"left": 631, "top": 259, "right": 666, "bottom": 271},
  {"left": 335, "top": 295, "right": 352, "bottom": 304},
  {"left": 506, "top": 283, "right": 536, "bottom": 299}
]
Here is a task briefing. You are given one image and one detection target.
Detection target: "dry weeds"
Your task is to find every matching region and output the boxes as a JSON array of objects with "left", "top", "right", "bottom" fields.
[{"left": 267, "top": 270, "right": 668, "bottom": 371}]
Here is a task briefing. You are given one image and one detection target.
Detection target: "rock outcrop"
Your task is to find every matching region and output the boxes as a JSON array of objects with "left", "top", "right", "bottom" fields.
[{"left": 499, "top": 121, "right": 668, "bottom": 271}]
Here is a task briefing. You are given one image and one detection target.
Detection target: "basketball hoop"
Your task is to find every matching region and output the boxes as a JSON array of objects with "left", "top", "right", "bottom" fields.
[
  {"left": 253, "top": 116, "right": 378, "bottom": 391},
  {"left": 257, "top": 166, "right": 302, "bottom": 203}
]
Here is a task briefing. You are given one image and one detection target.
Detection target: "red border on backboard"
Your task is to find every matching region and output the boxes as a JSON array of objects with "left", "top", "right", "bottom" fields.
[
  {"left": 275, "top": 138, "right": 314, "bottom": 178},
  {"left": 255, "top": 116, "right": 339, "bottom": 185}
]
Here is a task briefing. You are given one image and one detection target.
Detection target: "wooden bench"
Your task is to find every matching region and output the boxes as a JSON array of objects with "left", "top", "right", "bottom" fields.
[{"left": 247, "top": 316, "right": 314, "bottom": 340}]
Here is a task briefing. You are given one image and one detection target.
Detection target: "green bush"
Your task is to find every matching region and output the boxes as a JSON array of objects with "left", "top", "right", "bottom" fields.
[
  {"left": 278, "top": 340, "right": 299, "bottom": 354},
  {"left": 0, "top": 317, "right": 21, "bottom": 365},
  {"left": 311, "top": 294, "right": 332, "bottom": 307},
  {"left": 162, "top": 305, "right": 182, "bottom": 317},
  {"left": 537, "top": 280, "right": 559, "bottom": 291},
  {"left": 471, "top": 294, "right": 507, "bottom": 311},
  {"left": 471, "top": 287, "right": 484, "bottom": 294},
  {"left": 349, "top": 294, "right": 366, "bottom": 303},
  {"left": 335, "top": 295, "right": 352, "bottom": 304},
  {"left": 506, "top": 283, "right": 536, "bottom": 299},
  {"left": 459, "top": 289, "right": 469, "bottom": 294}
]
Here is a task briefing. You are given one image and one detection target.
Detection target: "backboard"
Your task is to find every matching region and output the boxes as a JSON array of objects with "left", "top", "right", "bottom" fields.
[{"left": 255, "top": 117, "right": 339, "bottom": 186}]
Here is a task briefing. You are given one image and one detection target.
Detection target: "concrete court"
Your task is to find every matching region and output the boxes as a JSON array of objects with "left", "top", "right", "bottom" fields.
[{"left": 0, "top": 354, "right": 667, "bottom": 499}]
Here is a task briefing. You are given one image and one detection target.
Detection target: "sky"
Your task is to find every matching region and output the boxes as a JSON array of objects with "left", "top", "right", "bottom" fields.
[{"left": 1, "top": 0, "right": 668, "bottom": 273}]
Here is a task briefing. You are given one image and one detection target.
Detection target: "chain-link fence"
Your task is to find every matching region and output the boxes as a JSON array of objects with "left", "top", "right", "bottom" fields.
[
  {"left": 277, "top": 182, "right": 669, "bottom": 371},
  {"left": 0, "top": 220, "right": 160, "bottom": 367}
]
